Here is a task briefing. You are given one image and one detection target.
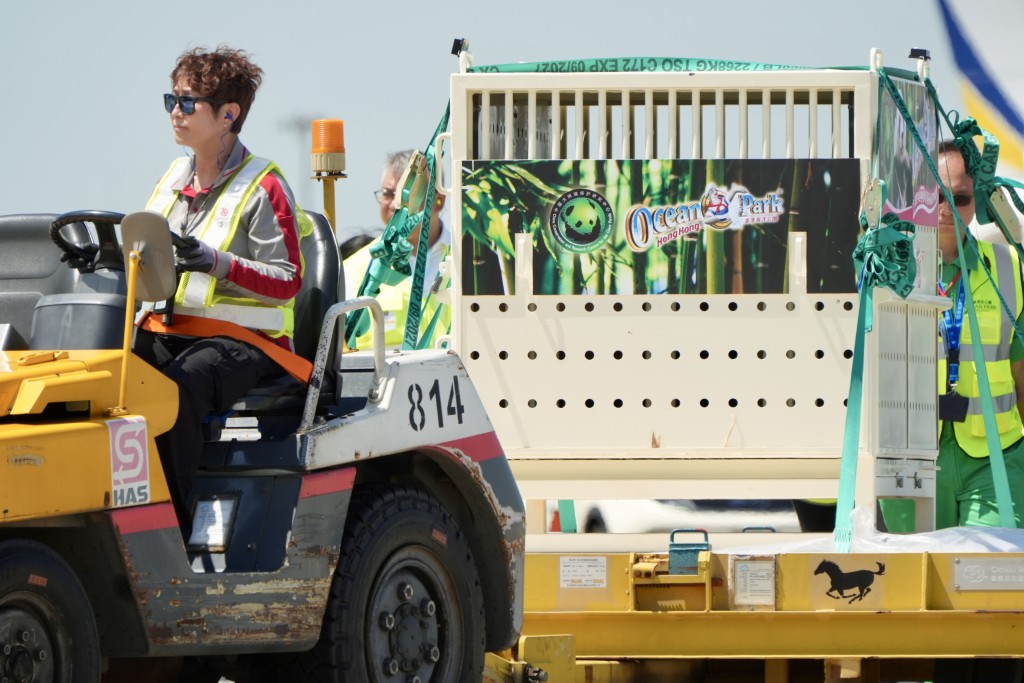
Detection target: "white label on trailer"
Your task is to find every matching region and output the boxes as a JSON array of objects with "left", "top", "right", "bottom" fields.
[
  {"left": 189, "top": 497, "right": 237, "bottom": 551},
  {"left": 732, "top": 559, "right": 776, "bottom": 606},
  {"left": 559, "top": 556, "right": 607, "bottom": 589},
  {"left": 954, "top": 557, "right": 1024, "bottom": 591}
]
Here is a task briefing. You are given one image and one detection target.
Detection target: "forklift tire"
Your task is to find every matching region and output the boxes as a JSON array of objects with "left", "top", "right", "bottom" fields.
[
  {"left": 0, "top": 539, "right": 100, "bottom": 683},
  {"left": 281, "top": 484, "right": 486, "bottom": 683}
]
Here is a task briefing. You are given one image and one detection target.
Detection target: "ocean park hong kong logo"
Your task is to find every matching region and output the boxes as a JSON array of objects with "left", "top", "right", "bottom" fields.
[
  {"left": 550, "top": 189, "right": 615, "bottom": 253},
  {"left": 625, "top": 183, "right": 785, "bottom": 252}
]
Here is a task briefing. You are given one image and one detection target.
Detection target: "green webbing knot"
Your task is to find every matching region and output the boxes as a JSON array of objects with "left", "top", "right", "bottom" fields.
[
  {"left": 853, "top": 216, "right": 917, "bottom": 300},
  {"left": 369, "top": 209, "right": 417, "bottom": 279},
  {"left": 948, "top": 112, "right": 1024, "bottom": 225}
]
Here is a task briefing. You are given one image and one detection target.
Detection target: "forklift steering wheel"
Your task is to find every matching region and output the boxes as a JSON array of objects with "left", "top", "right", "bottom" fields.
[{"left": 49, "top": 210, "right": 126, "bottom": 272}]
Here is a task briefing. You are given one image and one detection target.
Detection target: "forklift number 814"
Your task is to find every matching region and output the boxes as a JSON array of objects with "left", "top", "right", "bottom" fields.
[{"left": 408, "top": 376, "right": 466, "bottom": 431}]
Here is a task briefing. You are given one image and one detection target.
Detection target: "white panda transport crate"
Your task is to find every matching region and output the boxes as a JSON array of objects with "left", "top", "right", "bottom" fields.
[{"left": 444, "top": 50, "right": 948, "bottom": 544}]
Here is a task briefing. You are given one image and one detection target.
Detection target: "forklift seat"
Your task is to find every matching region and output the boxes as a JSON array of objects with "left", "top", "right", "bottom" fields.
[{"left": 222, "top": 210, "right": 343, "bottom": 415}]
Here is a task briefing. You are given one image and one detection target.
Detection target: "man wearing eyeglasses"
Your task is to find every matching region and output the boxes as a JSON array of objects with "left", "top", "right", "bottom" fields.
[
  {"left": 343, "top": 149, "right": 450, "bottom": 350},
  {"left": 132, "top": 46, "right": 311, "bottom": 530},
  {"left": 883, "top": 140, "right": 1024, "bottom": 534}
]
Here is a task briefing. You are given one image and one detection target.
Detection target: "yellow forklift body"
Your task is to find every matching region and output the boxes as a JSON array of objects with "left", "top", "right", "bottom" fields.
[{"left": 0, "top": 350, "right": 175, "bottom": 521}]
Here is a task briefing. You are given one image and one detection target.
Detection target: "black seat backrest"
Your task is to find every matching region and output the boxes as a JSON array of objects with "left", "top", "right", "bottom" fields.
[
  {"left": 292, "top": 211, "right": 343, "bottom": 362},
  {"left": 0, "top": 214, "right": 71, "bottom": 349}
]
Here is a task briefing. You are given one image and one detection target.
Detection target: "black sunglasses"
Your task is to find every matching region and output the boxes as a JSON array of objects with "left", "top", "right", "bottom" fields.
[
  {"left": 939, "top": 192, "right": 974, "bottom": 208},
  {"left": 163, "top": 93, "right": 219, "bottom": 115}
]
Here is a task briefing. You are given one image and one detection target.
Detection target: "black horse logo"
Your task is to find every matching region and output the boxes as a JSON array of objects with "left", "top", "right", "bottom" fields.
[{"left": 814, "top": 559, "right": 885, "bottom": 603}]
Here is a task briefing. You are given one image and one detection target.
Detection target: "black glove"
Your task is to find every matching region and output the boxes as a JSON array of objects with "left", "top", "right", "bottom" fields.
[
  {"left": 174, "top": 236, "right": 221, "bottom": 274},
  {"left": 60, "top": 243, "right": 99, "bottom": 273}
]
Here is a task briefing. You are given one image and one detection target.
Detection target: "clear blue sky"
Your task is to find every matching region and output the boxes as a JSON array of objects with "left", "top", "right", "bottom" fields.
[{"left": 0, "top": 0, "right": 997, "bottom": 241}]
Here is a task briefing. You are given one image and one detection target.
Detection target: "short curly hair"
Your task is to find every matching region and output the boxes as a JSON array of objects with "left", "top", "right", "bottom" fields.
[{"left": 171, "top": 46, "right": 263, "bottom": 133}]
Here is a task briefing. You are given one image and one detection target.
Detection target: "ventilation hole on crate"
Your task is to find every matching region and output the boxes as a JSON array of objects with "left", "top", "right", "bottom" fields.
[
  {"left": 815, "top": 398, "right": 825, "bottom": 407},
  {"left": 613, "top": 302, "right": 623, "bottom": 312},
  {"left": 528, "top": 399, "right": 537, "bottom": 408},
  {"left": 786, "top": 398, "right": 796, "bottom": 407},
  {"left": 700, "top": 350, "right": 710, "bottom": 359},
  {"left": 556, "top": 399, "right": 566, "bottom": 408},
  {"left": 642, "top": 302, "right": 652, "bottom": 312},
  {"left": 728, "top": 301, "right": 738, "bottom": 311},
  {"left": 470, "top": 303, "right": 480, "bottom": 312},
  {"left": 844, "top": 398, "right": 848, "bottom": 407},
  {"left": 844, "top": 349, "right": 853, "bottom": 359},
  {"left": 642, "top": 350, "right": 652, "bottom": 360},
  {"left": 499, "top": 302, "right": 509, "bottom": 312},
  {"left": 585, "top": 399, "right": 595, "bottom": 408},
  {"left": 499, "top": 399, "right": 508, "bottom": 408},
  {"left": 757, "top": 350, "right": 767, "bottom": 359},
  {"left": 613, "top": 399, "right": 623, "bottom": 408},
  {"left": 786, "top": 350, "right": 796, "bottom": 359},
  {"left": 556, "top": 350, "right": 566, "bottom": 360},
  {"left": 671, "top": 350, "right": 680, "bottom": 360},
  {"left": 585, "top": 302, "right": 595, "bottom": 312},
  {"left": 728, "top": 398, "right": 738, "bottom": 407},
  {"left": 671, "top": 302, "right": 681, "bottom": 312},
  {"left": 786, "top": 302, "right": 796, "bottom": 311},
  {"left": 671, "top": 398, "right": 681, "bottom": 407},
  {"left": 613, "top": 350, "right": 623, "bottom": 360},
  {"left": 700, "top": 301, "right": 710, "bottom": 312},
  {"left": 642, "top": 399, "right": 652, "bottom": 408},
  {"left": 757, "top": 301, "right": 767, "bottom": 311},
  {"left": 470, "top": 351, "right": 480, "bottom": 360},
  {"left": 700, "top": 398, "right": 710, "bottom": 407},
  {"left": 844, "top": 301, "right": 854, "bottom": 311},
  {"left": 758, "top": 398, "right": 767, "bottom": 407},
  {"left": 815, "top": 350, "right": 825, "bottom": 359},
  {"left": 585, "top": 350, "right": 595, "bottom": 360},
  {"left": 528, "top": 350, "right": 537, "bottom": 360},
  {"left": 528, "top": 302, "right": 537, "bottom": 312},
  {"left": 815, "top": 301, "right": 825, "bottom": 311},
  {"left": 728, "top": 350, "right": 738, "bottom": 359},
  {"left": 556, "top": 302, "right": 566, "bottom": 312}
]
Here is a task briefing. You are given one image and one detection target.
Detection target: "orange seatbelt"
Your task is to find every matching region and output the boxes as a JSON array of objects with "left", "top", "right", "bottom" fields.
[{"left": 138, "top": 313, "right": 312, "bottom": 384}]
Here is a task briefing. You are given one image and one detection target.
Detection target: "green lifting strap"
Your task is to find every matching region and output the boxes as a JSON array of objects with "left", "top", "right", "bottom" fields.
[
  {"left": 871, "top": 69, "right": 1016, "bottom": 530},
  {"left": 344, "top": 105, "right": 451, "bottom": 350},
  {"left": 834, "top": 180, "right": 917, "bottom": 552},
  {"left": 924, "top": 78, "right": 1024, "bottom": 266},
  {"left": 403, "top": 107, "right": 450, "bottom": 351}
]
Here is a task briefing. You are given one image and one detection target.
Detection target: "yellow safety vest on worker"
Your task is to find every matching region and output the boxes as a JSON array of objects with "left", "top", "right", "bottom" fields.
[
  {"left": 145, "top": 155, "right": 312, "bottom": 340},
  {"left": 939, "top": 240, "right": 1024, "bottom": 457},
  {"left": 345, "top": 239, "right": 451, "bottom": 350}
]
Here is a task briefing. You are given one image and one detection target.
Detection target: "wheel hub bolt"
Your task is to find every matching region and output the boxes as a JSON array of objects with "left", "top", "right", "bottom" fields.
[
  {"left": 382, "top": 656, "right": 399, "bottom": 676},
  {"left": 419, "top": 599, "right": 435, "bottom": 616},
  {"left": 18, "top": 632, "right": 29, "bottom": 643},
  {"left": 379, "top": 612, "right": 396, "bottom": 631},
  {"left": 2, "top": 645, "right": 10, "bottom": 655},
  {"left": 36, "top": 650, "right": 46, "bottom": 662},
  {"left": 425, "top": 645, "right": 440, "bottom": 663},
  {"left": 407, "top": 676, "right": 421, "bottom": 683},
  {"left": 397, "top": 582, "right": 414, "bottom": 601}
]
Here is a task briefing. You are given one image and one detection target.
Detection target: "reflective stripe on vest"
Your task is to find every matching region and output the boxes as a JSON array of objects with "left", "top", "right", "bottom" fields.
[
  {"left": 145, "top": 155, "right": 298, "bottom": 338},
  {"left": 938, "top": 241, "right": 1024, "bottom": 457}
]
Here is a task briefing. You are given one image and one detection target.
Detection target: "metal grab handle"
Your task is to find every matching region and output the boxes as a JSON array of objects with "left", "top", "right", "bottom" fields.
[
  {"left": 669, "top": 528, "right": 709, "bottom": 544},
  {"left": 434, "top": 132, "right": 452, "bottom": 197},
  {"left": 299, "top": 296, "right": 387, "bottom": 433}
]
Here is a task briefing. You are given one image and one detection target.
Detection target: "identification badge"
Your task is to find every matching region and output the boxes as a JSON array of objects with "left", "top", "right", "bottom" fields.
[{"left": 939, "top": 391, "right": 969, "bottom": 422}]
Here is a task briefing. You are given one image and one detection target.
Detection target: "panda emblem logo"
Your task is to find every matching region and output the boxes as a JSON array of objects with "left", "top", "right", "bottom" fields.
[{"left": 550, "top": 190, "right": 614, "bottom": 253}]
